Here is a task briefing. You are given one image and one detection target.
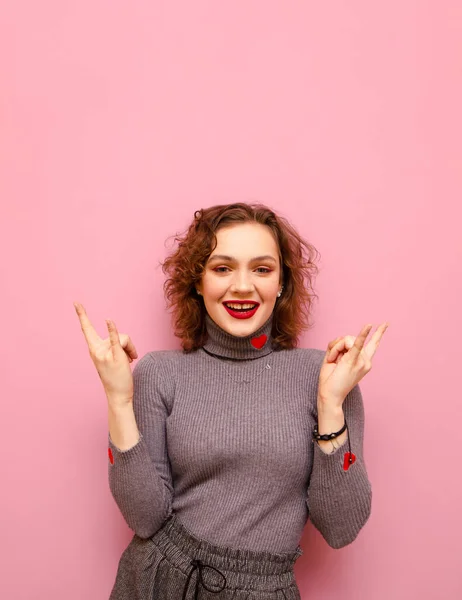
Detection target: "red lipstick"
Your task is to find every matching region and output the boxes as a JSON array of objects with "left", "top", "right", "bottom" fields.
[{"left": 222, "top": 300, "right": 259, "bottom": 320}]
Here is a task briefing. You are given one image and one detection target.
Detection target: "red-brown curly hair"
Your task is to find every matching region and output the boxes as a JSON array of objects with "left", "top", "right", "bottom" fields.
[{"left": 160, "top": 202, "right": 320, "bottom": 352}]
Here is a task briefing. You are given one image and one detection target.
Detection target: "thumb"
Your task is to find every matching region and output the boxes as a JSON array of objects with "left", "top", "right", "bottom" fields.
[{"left": 323, "top": 336, "right": 342, "bottom": 364}]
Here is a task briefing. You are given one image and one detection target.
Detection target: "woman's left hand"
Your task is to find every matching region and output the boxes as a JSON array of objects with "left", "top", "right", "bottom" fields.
[{"left": 318, "top": 322, "right": 389, "bottom": 409}]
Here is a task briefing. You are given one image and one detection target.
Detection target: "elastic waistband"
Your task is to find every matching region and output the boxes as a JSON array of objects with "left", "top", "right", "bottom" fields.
[{"left": 151, "top": 514, "right": 303, "bottom": 592}]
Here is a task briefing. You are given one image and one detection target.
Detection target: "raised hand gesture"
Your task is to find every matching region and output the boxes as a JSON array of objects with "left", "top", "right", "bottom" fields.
[
  {"left": 318, "top": 322, "right": 389, "bottom": 408},
  {"left": 73, "top": 302, "right": 138, "bottom": 407}
]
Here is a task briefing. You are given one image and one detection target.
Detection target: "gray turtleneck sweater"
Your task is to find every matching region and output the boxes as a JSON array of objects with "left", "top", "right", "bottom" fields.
[{"left": 108, "top": 313, "right": 372, "bottom": 551}]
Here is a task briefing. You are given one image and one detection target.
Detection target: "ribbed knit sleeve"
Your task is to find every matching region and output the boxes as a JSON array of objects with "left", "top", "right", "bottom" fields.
[
  {"left": 306, "top": 382, "right": 372, "bottom": 549},
  {"left": 108, "top": 352, "right": 174, "bottom": 538}
]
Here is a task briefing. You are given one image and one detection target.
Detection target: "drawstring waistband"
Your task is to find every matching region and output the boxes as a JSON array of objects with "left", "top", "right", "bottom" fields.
[
  {"left": 151, "top": 514, "right": 303, "bottom": 595},
  {"left": 182, "top": 558, "right": 227, "bottom": 600}
]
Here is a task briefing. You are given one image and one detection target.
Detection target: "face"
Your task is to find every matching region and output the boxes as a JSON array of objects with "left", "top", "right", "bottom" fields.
[{"left": 196, "top": 222, "right": 283, "bottom": 337}]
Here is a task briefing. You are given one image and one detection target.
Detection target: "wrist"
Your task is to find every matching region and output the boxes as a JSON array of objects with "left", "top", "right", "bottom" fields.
[
  {"left": 316, "top": 400, "right": 345, "bottom": 433},
  {"left": 315, "top": 399, "right": 347, "bottom": 454},
  {"left": 107, "top": 397, "right": 134, "bottom": 411},
  {"left": 317, "top": 397, "right": 344, "bottom": 415},
  {"left": 107, "top": 400, "right": 140, "bottom": 452}
]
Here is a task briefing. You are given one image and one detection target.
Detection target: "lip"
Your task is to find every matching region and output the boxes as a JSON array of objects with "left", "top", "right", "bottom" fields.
[
  {"left": 222, "top": 301, "right": 260, "bottom": 320},
  {"left": 222, "top": 300, "right": 260, "bottom": 306}
]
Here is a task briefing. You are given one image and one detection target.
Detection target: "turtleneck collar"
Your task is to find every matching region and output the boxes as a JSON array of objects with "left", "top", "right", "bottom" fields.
[{"left": 202, "top": 312, "right": 275, "bottom": 360}]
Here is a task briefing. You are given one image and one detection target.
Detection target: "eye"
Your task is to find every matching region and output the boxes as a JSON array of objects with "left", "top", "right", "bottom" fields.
[{"left": 213, "top": 267, "right": 272, "bottom": 274}]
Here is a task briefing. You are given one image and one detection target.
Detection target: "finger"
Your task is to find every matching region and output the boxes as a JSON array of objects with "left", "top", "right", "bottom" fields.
[
  {"left": 106, "top": 319, "right": 122, "bottom": 353},
  {"left": 119, "top": 334, "right": 139, "bottom": 360},
  {"left": 364, "top": 322, "right": 389, "bottom": 360},
  {"left": 323, "top": 336, "right": 342, "bottom": 364},
  {"left": 348, "top": 324, "right": 373, "bottom": 362},
  {"left": 328, "top": 336, "right": 355, "bottom": 362},
  {"left": 327, "top": 336, "right": 343, "bottom": 351},
  {"left": 74, "top": 302, "right": 101, "bottom": 347},
  {"left": 328, "top": 339, "right": 346, "bottom": 361}
]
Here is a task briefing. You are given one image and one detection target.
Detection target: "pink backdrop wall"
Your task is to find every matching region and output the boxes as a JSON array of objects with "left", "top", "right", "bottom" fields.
[{"left": 2, "top": 2, "right": 461, "bottom": 598}]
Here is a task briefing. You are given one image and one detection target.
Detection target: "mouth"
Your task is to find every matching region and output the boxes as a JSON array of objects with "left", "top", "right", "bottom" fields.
[{"left": 222, "top": 301, "right": 259, "bottom": 320}]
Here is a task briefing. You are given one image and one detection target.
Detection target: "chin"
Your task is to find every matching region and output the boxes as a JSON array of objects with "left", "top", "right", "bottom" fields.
[
  {"left": 227, "top": 324, "right": 260, "bottom": 337},
  {"left": 218, "top": 309, "right": 271, "bottom": 336}
]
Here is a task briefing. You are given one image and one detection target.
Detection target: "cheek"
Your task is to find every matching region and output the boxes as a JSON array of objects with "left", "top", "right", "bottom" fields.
[
  {"left": 202, "top": 279, "right": 226, "bottom": 297},
  {"left": 264, "top": 280, "right": 281, "bottom": 294}
]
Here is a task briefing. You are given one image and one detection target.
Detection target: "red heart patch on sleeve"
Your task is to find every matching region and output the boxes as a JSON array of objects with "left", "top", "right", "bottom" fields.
[
  {"left": 343, "top": 452, "right": 356, "bottom": 471},
  {"left": 108, "top": 447, "right": 114, "bottom": 465}
]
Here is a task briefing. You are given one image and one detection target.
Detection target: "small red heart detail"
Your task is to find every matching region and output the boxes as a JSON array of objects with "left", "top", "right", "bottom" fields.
[
  {"left": 343, "top": 452, "right": 356, "bottom": 471},
  {"left": 251, "top": 334, "right": 267, "bottom": 349},
  {"left": 108, "top": 448, "right": 114, "bottom": 465}
]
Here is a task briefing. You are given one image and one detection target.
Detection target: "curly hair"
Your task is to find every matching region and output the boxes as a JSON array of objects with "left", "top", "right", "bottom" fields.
[{"left": 160, "top": 202, "right": 321, "bottom": 352}]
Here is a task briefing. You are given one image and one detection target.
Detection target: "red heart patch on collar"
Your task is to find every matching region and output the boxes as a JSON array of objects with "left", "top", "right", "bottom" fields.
[{"left": 251, "top": 334, "right": 267, "bottom": 349}]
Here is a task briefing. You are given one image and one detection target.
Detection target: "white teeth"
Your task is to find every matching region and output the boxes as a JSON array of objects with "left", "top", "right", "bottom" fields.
[{"left": 225, "top": 303, "right": 257, "bottom": 310}]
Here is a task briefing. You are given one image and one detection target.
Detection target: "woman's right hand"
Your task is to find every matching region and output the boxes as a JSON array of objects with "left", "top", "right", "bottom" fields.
[{"left": 73, "top": 302, "right": 138, "bottom": 406}]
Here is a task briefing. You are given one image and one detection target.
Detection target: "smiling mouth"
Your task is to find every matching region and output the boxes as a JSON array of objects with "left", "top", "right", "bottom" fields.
[{"left": 222, "top": 303, "right": 259, "bottom": 319}]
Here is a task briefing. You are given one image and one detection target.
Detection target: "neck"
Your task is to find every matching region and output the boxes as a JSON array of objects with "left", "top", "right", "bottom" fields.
[{"left": 202, "top": 313, "right": 275, "bottom": 360}]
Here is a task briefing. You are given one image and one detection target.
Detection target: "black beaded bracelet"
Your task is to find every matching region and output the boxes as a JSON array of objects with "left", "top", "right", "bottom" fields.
[
  {"left": 312, "top": 420, "right": 347, "bottom": 442},
  {"left": 312, "top": 417, "right": 355, "bottom": 468}
]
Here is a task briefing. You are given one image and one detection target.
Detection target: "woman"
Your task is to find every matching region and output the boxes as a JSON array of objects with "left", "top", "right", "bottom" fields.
[{"left": 74, "top": 202, "right": 388, "bottom": 599}]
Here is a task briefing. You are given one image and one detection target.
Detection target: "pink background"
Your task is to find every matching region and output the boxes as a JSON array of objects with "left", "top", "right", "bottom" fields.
[{"left": 1, "top": 2, "right": 461, "bottom": 598}]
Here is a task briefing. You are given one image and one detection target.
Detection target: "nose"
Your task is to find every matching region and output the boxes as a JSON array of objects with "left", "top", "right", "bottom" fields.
[{"left": 230, "top": 272, "right": 255, "bottom": 294}]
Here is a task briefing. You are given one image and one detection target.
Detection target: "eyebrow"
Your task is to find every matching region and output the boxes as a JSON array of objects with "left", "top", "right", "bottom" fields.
[{"left": 207, "top": 254, "right": 278, "bottom": 264}]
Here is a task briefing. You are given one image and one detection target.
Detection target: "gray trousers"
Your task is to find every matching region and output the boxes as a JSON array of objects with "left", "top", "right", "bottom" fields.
[{"left": 109, "top": 513, "right": 303, "bottom": 599}]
